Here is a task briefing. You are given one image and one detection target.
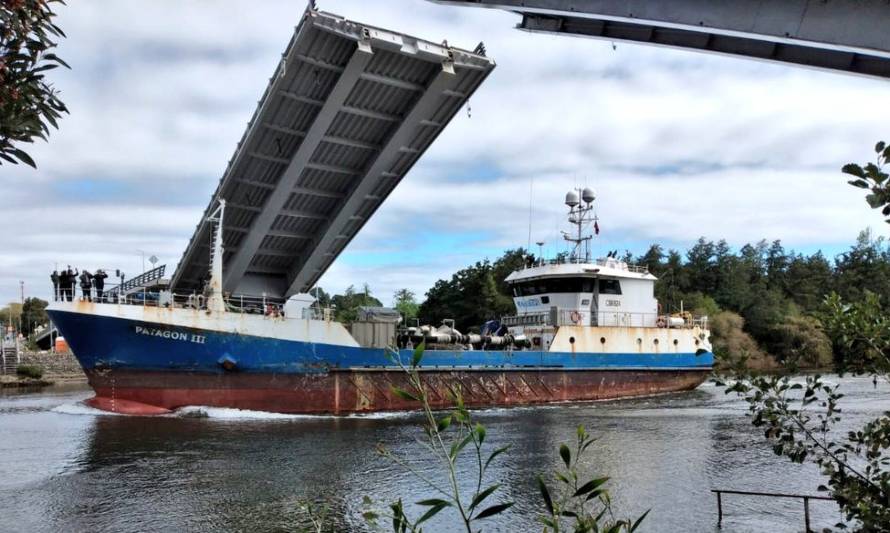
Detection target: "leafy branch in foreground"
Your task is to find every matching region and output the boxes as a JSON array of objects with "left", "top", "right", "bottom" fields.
[
  {"left": 842, "top": 141, "right": 890, "bottom": 224},
  {"left": 537, "top": 425, "right": 649, "bottom": 533},
  {"left": 365, "top": 342, "right": 514, "bottom": 533},
  {"left": 722, "top": 373, "right": 890, "bottom": 530},
  {"left": 718, "top": 144, "right": 890, "bottom": 531},
  {"left": 1, "top": 0, "right": 69, "bottom": 168},
  {"left": 719, "top": 292, "right": 890, "bottom": 531},
  {"left": 361, "top": 344, "right": 647, "bottom": 533}
]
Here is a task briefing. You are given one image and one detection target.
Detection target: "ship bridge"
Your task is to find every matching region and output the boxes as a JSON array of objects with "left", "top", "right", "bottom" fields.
[{"left": 170, "top": 8, "right": 495, "bottom": 299}]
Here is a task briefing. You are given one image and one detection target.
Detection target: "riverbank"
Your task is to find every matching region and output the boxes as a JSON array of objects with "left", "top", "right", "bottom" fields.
[{"left": 0, "top": 350, "right": 86, "bottom": 387}]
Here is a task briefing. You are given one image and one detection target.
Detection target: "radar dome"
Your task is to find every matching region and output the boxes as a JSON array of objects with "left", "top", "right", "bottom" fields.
[
  {"left": 582, "top": 187, "right": 596, "bottom": 204},
  {"left": 565, "top": 190, "right": 579, "bottom": 207}
]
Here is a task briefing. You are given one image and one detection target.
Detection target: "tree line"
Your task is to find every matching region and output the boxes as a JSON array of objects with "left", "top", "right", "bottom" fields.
[{"left": 321, "top": 229, "right": 889, "bottom": 370}]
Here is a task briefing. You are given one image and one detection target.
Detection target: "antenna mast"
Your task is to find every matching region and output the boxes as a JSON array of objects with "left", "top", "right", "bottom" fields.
[{"left": 561, "top": 187, "right": 597, "bottom": 263}]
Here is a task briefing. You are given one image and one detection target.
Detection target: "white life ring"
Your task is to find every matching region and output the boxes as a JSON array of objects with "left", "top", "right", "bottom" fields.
[
  {"left": 656, "top": 317, "right": 667, "bottom": 328},
  {"left": 570, "top": 311, "right": 582, "bottom": 324}
]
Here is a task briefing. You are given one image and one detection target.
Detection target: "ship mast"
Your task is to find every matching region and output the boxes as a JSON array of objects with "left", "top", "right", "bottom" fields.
[
  {"left": 206, "top": 199, "right": 227, "bottom": 313},
  {"left": 562, "top": 187, "right": 597, "bottom": 263}
]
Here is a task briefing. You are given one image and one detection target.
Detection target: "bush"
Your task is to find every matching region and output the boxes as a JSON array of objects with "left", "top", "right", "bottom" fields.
[
  {"left": 16, "top": 365, "right": 43, "bottom": 379},
  {"left": 769, "top": 315, "right": 833, "bottom": 368},
  {"left": 709, "top": 311, "right": 778, "bottom": 371}
]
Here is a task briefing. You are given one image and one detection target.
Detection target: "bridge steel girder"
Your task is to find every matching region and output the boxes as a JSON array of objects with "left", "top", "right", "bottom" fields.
[
  {"left": 220, "top": 42, "right": 375, "bottom": 295},
  {"left": 285, "top": 62, "right": 459, "bottom": 295},
  {"left": 433, "top": 0, "right": 890, "bottom": 80}
]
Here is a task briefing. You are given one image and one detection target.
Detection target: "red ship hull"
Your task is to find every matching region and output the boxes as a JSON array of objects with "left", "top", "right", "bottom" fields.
[{"left": 83, "top": 368, "right": 710, "bottom": 415}]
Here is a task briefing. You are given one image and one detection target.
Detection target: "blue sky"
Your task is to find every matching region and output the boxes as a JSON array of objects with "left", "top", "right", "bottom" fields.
[{"left": 0, "top": 0, "right": 887, "bottom": 307}]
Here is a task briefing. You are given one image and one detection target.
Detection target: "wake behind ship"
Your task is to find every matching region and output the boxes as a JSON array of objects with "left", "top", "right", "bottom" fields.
[{"left": 46, "top": 7, "right": 712, "bottom": 415}]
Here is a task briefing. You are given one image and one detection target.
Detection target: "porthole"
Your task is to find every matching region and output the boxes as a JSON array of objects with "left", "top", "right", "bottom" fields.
[
  {"left": 569, "top": 336, "right": 576, "bottom": 344},
  {"left": 673, "top": 339, "right": 679, "bottom": 346},
  {"left": 600, "top": 337, "right": 606, "bottom": 344},
  {"left": 653, "top": 339, "right": 659, "bottom": 345},
  {"left": 636, "top": 338, "right": 642, "bottom": 345},
  {"left": 695, "top": 339, "right": 700, "bottom": 346}
]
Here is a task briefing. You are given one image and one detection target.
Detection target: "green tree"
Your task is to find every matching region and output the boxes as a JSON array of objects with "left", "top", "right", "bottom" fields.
[
  {"left": 20, "top": 296, "right": 47, "bottom": 336},
  {"left": 785, "top": 251, "right": 833, "bottom": 312},
  {"left": 309, "top": 286, "right": 331, "bottom": 308},
  {"left": 0, "top": 302, "right": 22, "bottom": 332},
  {"left": 331, "top": 284, "right": 382, "bottom": 324},
  {"left": 638, "top": 243, "right": 665, "bottom": 276},
  {"left": 1, "top": 0, "right": 69, "bottom": 167},
  {"left": 419, "top": 250, "right": 523, "bottom": 332},
  {"left": 685, "top": 237, "right": 717, "bottom": 294},
  {"left": 392, "top": 288, "right": 419, "bottom": 322},
  {"left": 833, "top": 229, "right": 890, "bottom": 307}
]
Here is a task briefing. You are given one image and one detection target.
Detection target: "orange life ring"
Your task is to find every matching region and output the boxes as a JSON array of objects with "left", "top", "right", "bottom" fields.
[
  {"left": 656, "top": 317, "right": 667, "bottom": 328},
  {"left": 570, "top": 311, "right": 582, "bottom": 324}
]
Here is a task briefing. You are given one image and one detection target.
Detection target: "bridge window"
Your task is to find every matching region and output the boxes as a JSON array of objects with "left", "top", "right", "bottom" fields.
[
  {"left": 599, "top": 279, "right": 622, "bottom": 295},
  {"left": 511, "top": 278, "right": 595, "bottom": 296}
]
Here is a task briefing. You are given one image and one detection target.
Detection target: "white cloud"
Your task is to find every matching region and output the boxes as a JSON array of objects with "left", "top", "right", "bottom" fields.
[{"left": 0, "top": 0, "right": 887, "bottom": 307}]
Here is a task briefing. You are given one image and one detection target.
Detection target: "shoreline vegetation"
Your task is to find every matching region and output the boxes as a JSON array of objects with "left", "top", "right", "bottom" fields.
[{"left": 313, "top": 230, "right": 889, "bottom": 374}]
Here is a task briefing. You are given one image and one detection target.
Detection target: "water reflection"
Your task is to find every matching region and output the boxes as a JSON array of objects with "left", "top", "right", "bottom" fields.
[{"left": 2, "top": 378, "right": 887, "bottom": 532}]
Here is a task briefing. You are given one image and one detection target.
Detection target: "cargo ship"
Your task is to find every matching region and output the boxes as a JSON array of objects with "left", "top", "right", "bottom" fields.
[
  {"left": 45, "top": 8, "right": 712, "bottom": 415},
  {"left": 47, "top": 190, "right": 712, "bottom": 415}
]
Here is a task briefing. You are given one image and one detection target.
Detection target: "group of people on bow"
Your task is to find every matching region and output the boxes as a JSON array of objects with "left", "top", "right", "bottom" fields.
[{"left": 51, "top": 266, "right": 109, "bottom": 302}]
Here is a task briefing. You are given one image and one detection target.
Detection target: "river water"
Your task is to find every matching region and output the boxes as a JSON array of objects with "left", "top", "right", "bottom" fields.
[{"left": 1, "top": 376, "right": 888, "bottom": 532}]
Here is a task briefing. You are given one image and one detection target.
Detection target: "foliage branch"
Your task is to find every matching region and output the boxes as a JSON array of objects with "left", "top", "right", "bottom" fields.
[
  {"left": 842, "top": 141, "right": 890, "bottom": 224},
  {"left": 719, "top": 143, "right": 890, "bottom": 531},
  {"left": 0, "top": 0, "right": 68, "bottom": 168},
  {"left": 359, "top": 344, "right": 647, "bottom": 533}
]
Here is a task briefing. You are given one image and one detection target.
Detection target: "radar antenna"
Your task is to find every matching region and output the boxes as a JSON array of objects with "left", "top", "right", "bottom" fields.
[{"left": 561, "top": 187, "right": 597, "bottom": 263}]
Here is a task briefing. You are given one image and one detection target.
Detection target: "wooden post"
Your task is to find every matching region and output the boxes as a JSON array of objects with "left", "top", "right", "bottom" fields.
[
  {"left": 804, "top": 496, "right": 811, "bottom": 532},
  {"left": 716, "top": 491, "right": 723, "bottom": 526}
]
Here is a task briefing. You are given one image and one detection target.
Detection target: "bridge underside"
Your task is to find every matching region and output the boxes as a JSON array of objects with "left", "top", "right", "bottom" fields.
[
  {"left": 434, "top": 0, "right": 890, "bottom": 79},
  {"left": 170, "top": 8, "right": 495, "bottom": 299}
]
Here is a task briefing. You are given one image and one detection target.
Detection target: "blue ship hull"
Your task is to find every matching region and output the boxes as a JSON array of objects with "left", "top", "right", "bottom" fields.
[{"left": 48, "top": 309, "right": 713, "bottom": 414}]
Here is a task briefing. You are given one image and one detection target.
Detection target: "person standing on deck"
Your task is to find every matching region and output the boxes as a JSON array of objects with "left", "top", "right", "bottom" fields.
[
  {"left": 79, "top": 270, "right": 93, "bottom": 302},
  {"left": 67, "top": 267, "right": 78, "bottom": 301},
  {"left": 93, "top": 269, "right": 108, "bottom": 302},
  {"left": 50, "top": 271, "right": 60, "bottom": 301},
  {"left": 62, "top": 266, "right": 73, "bottom": 301}
]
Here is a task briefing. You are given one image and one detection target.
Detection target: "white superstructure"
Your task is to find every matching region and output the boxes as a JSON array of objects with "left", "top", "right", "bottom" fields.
[{"left": 497, "top": 188, "right": 709, "bottom": 354}]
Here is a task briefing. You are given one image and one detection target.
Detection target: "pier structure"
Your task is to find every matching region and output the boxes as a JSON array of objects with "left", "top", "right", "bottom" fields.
[
  {"left": 170, "top": 7, "right": 495, "bottom": 299},
  {"left": 434, "top": 0, "right": 890, "bottom": 80}
]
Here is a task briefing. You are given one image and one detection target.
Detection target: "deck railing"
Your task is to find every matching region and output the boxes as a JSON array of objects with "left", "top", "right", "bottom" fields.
[
  {"left": 502, "top": 309, "right": 708, "bottom": 329},
  {"left": 53, "top": 284, "right": 336, "bottom": 322}
]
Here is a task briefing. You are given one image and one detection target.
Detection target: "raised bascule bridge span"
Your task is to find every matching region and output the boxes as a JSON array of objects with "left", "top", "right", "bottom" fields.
[
  {"left": 170, "top": 7, "right": 495, "bottom": 299},
  {"left": 433, "top": 0, "right": 890, "bottom": 80}
]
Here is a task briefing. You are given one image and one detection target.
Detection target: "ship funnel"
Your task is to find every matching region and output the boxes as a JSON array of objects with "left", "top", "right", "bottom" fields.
[
  {"left": 582, "top": 187, "right": 595, "bottom": 204},
  {"left": 565, "top": 190, "right": 579, "bottom": 207}
]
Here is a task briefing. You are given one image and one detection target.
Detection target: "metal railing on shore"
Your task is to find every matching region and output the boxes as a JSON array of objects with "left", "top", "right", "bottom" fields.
[{"left": 712, "top": 489, "right": 835, "bottom": 532}]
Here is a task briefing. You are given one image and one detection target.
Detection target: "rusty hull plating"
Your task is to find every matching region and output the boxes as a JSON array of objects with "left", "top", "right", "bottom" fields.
[{"left": 84, "top": 367, "right": 710, "bottom": 415}]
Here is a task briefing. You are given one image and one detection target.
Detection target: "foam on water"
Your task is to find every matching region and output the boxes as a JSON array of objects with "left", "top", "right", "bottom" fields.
[
  {"left": 51, "top": 401, "right": 121, "bottom": 416},
  {"left": 174, "top": 406, "right": 324, "bottom": 420}
]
